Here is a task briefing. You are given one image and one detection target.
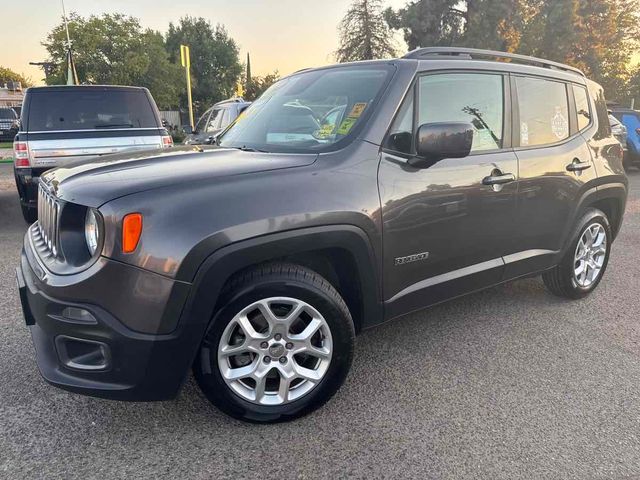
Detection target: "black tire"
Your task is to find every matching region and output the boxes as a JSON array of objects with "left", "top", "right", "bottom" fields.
[
  {"left": 194, "top": 263, "right": 355, "bottom": 423},
  {"left": 21, "top": 203, "right": 37, "bottom": 224},
  {"left": 542, "top": 208, "right": 612, "bottom": 299}
]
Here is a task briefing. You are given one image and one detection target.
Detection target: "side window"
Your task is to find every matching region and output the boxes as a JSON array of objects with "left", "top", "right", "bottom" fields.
[
  {"left": 516, "top": 76, "right": 569, "bottom": 146},
  {"left": 221, "top": 108, "right": 231, "bottom": 128},
  {"left": 418, "top": 73, "right": 504, "bottom": 152},
  {"left": 573, "top": 85, "right": 591, "bottom": 131},
  {"left": 207, "top": 108, "right": 223, "bottom": 132},
  {"left": 384, "top": 90, "right": 414, "bottom": 155}
]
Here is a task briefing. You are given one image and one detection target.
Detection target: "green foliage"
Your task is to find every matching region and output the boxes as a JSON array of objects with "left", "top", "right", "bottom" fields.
[
  {"left": 166, "top": 17, "right": 242, "bottom": 115},
  {"left": 336, "top": 0, "right": 397, "bottom": 62},
  {"left": 244, "top": 71, "right": 280, "bottom": 101},
  {"left": 386, "top": 0, "right": 640, "bottom": 102},
  {"left": 42, "top": 13, "right": 182, "bottom": 109},
  {"left": 384, "top": 0, "right": 465, "bottom": 49},
  {"left": 0, "top": 67, "right": 33, "bottom": 87}
]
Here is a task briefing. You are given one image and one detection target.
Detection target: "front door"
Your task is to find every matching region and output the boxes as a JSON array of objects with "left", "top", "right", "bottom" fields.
[{"left": 379, "top": 71, "right": 519, "bottom": 319}]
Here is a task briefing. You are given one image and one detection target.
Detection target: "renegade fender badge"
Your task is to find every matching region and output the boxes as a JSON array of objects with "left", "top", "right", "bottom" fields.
[{"left": 394, "top": 252, "right": 430, "bottom": 266}]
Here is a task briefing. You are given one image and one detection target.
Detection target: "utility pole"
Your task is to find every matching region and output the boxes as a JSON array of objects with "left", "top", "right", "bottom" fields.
[{"left": 180, "top": 44, "right": 194, "bottom": 130}]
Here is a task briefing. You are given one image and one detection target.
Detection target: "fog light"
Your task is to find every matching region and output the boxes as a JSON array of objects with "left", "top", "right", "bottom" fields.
[{"left": 62, "top": 307, "right": 97, "bottom": 324}]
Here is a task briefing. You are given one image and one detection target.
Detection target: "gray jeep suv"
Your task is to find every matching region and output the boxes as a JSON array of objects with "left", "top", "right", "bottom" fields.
[{"left": 16, "top": 48, "right": 627, "bottom": 422}]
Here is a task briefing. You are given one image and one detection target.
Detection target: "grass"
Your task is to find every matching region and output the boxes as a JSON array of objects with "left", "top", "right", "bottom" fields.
[{"left": 0, "top": 142, "right": 13, "bottom": 149}]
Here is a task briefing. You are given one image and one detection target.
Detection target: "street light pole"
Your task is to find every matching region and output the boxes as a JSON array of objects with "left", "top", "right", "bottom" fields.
[{"left": 180, "top": 44, "right": 194, "bottom": 130}]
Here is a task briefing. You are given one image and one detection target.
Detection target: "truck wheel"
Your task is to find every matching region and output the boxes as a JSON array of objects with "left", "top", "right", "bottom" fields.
[
  {"left": 21, "top": 204, "right": 37, "bottom": 224},
  {"left": 194, "top": 263, "right": 355, "bottom": 423},
  {"left": 543, "top": 208, "right": 611, "bottom": 299}
]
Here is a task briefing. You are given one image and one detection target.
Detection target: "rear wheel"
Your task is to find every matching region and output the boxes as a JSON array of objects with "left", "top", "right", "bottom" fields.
[
  {"left": 543, "top": 208, "right": 611, "bottom": 299},
  {"left": 194, "top": 263, "right": 355, "bottom": 423}
]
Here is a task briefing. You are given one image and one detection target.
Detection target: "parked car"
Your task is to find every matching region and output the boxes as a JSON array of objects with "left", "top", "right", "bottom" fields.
[
  {"left": 183, "top": 97, "right": 251, "bottom": 145},
  {"left": 13, "top": 85, "right": 173, "bottom": 223},
  {"left": 609, "top": 114, "right": 628, "bottom": 151},
  {"left": 610, "top": 107, "right": 640, "bottom": 169},
  {"left": 17, "top": 48, "right": 627, "bottom": 423},
  {"left": 0, "top": 107, "right": 19, "bottom": 141}
]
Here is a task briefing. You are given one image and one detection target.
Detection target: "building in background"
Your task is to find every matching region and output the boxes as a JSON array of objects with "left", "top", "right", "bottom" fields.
[{"left": 0, "top": 82, "right": 24, "bottom": 109}]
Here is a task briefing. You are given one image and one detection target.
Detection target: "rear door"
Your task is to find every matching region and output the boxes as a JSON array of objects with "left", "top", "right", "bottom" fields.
[
  {"left": 506, "top": 75, "right": 597, "bottom": 278},
  {"left": 25, "top": 88, "right": 164, "bottom": 168}
]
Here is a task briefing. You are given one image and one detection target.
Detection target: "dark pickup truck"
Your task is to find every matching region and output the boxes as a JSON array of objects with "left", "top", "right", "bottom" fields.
[{"left": 17, "top": 48, "right": 626, "bottom": 423}]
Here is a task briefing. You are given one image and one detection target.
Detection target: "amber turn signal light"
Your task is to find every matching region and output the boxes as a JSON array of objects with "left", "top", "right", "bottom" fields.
[{"left": 122, "top": 213, "right": 143, "bottom": 253}]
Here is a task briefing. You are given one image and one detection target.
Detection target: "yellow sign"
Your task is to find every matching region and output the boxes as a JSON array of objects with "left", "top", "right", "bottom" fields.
[
  {"left": 348, "top": 102, "right": 367, "bottom": 118},
  {"left": 337, "top": 117, "right": 357, "bottom": 135},
  {"left": 180, "top": 45, "right": 190, "bottom": 68}
]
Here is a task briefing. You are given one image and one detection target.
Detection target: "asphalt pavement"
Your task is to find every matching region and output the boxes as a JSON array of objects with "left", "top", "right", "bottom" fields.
[{"left": 2, "top": 162, "right": 640, "bottom": 479}]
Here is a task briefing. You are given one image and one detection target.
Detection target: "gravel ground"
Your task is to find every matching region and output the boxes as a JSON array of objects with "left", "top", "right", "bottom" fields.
[{"left": 1, "top": 163, "right": 640, "bottom": 479}]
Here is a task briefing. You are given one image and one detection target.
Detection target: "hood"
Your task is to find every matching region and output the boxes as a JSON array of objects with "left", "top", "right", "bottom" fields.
[{"left": 42, "top": 146, "right": 318, "bottom": 207}]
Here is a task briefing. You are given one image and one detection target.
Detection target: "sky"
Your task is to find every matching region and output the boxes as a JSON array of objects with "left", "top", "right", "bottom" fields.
[{"left": 2, "top": 0, "right": 408, "bottom": 85}]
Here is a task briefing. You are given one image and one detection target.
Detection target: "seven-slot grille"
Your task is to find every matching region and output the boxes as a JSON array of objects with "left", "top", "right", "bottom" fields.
[{"left": 37, "top": 183, "right": 61, "bottom": 257}]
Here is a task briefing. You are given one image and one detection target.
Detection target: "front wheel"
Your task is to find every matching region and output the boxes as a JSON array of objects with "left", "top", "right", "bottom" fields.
[
  {"left": 194, "top": 263, "right": 355, "bottom": 423},
  {"left": 543, "top": 208, "right": 612, "bottom": 299}
]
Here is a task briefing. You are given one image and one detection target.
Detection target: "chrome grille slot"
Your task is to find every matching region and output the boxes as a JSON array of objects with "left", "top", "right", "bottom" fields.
[{"left": 37, "top": 183, "right": 61, "bottom": 257}]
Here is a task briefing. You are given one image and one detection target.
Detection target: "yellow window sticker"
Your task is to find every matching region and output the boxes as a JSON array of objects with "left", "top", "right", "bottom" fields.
[
  {"left": 337, "top": 117, "right": 357, "bottom": 135},
  {"left": 348, "top": 102, "right": 367, "bottom": 118},
  {"left": 314, "top": 123, "right": 335, "bottom": 139}
]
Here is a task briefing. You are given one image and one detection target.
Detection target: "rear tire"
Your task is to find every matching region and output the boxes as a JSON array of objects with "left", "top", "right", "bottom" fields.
[
  {"left": 543, "top": 208, "right": 611, "bottom": 299},
  {"left": 21, "top": 204, "right": 37, "bottom": 224},
  {"left": 194, "top": 263, "right": 355, "bottom": 423}
]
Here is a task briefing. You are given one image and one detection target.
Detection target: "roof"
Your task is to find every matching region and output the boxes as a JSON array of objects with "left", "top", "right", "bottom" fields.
[{"left": 26, "top": 85, "right": 148, "bottom": 93}]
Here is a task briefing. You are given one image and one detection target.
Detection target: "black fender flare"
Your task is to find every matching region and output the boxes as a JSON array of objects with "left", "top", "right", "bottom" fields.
[
  {"left": 559, "top": 181, "right": 627, "bottom": 256},
  {"left": 178, "top": 224, "right": 383, "bottom": 347}
]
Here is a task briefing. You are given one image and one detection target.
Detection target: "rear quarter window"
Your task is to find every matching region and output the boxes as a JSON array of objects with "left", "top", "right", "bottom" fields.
[
  {"left": 27, "top": 89, "right": 158, "bottom": 131},
  {"left": 586, "top": 83, "right": 611, "bottom": 140}
]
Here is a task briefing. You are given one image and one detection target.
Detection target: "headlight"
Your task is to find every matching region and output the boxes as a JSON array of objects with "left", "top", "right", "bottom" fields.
[{"left": 84, "top": 208, "right": 101, "bottom": 256}]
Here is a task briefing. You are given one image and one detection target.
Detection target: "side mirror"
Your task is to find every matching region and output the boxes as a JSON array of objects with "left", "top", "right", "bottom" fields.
[
  {"left": 182, "top": 125, "right": 193, "bottom": 135},
  {"left": 410, "top": 122, "right": 474, "bottom": 168}
]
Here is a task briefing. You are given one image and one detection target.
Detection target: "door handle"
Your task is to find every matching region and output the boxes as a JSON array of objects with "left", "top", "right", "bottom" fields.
[
  {"left": 482, "top": 172, "right": 516, "bottom": 186},
  {"left": 566, "top": 159, "right": 591, "bottom": 172}
]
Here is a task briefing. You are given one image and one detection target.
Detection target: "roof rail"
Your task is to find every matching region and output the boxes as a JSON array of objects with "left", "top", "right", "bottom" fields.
[{"left": 403, "top": 47, "right": 584, "bottom": 77}]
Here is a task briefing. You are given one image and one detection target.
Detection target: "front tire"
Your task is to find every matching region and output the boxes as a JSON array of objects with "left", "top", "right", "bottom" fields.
[
  {"left": 543, "top": 208, "right": 612, "bottom": 299},
  {"left": 194, "top": 263, "right": 355, "bottom": 423}
]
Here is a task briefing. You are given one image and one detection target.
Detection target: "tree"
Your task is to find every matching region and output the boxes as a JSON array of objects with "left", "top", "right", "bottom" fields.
[
  {"left": 462, "top": 0, "right": 524, "bottom": 51},
  {"left": 336, "top": 0, "right": 397, "bottom": 62},
  {"left": 384, "top": 0, "right": 465, "bottom": 50},
  {"left": 42, "top": 13, "right": 182, "bottom": 109},
  {"left": 0, "top": 67, "right": 33, "bottom": 87},
  {"left": 245, "top": 53, "right": 252, "bottom": 95},
  {"left": 166, "top": 17, "right": 242, "bottom": 114},
  {"left": 244, "top": 71, "right": 280, "bottom": 101}
]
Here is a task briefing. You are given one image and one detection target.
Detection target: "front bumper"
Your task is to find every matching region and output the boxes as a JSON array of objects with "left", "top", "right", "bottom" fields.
[{"left": 17, "top": 233, "right": 199, "bottom": 401}]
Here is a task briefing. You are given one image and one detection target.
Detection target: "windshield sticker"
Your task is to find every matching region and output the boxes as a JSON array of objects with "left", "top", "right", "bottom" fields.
[
  {"left": 348, "top": 102, "right": 368, "bottom": 118},
  {"left": 520, "top": 122, "right": 529, "bottom": 146},
  {"left": 313, "top": 123, "right": 335, "bottom": 140},
  {"left": 551, "top": 107, "right": 568, "bottom": 139},
  {"left": 337, "top": 117, "right": 357, "bottom": 135}
]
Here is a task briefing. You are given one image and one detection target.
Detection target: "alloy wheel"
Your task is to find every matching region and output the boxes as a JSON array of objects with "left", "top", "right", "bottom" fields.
[
  {"left": 573, "top": 222, "right": 607, "bottom": 288},
  {"left": 217, "top": 297, "right": 333, "bottom": 406}
]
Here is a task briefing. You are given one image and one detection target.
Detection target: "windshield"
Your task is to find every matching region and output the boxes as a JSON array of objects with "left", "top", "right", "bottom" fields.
[
  {"left": 218, "top": 65, "right": 394, "bottom": 153},
  {"left": 27, "top": 89, "right": 158, "bottom": 131}
]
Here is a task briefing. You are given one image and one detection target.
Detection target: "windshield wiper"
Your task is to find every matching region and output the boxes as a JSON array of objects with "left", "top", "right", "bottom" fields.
[
  {"left": 232, "top": 145, "right": 270, "bottom": 153},
  {"left": 94, "top": 123, "right": 134, "bottom": 129}
]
